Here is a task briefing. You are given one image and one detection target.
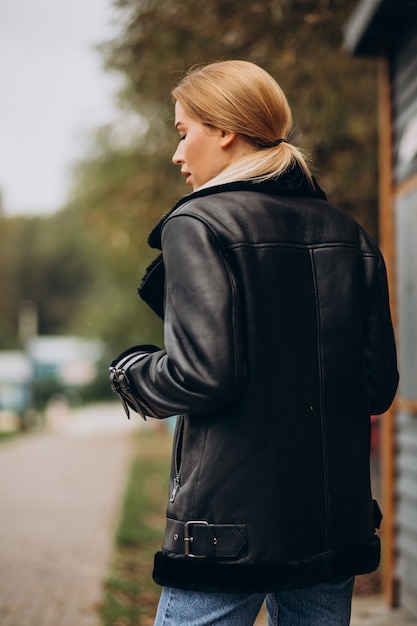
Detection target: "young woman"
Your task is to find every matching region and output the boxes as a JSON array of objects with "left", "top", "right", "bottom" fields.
[{"left": 110, "top": 60, "right": 398, "bottom": 625}]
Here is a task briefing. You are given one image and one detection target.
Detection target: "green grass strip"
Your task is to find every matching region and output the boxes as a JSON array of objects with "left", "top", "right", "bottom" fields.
[{"left": 99, "top": 426, "right": 172, "bottom": 626}]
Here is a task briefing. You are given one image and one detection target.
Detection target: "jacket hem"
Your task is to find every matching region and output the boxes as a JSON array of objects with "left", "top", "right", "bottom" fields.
[{"left": 152, "top": 536, "right": 380, "bottom": 592}]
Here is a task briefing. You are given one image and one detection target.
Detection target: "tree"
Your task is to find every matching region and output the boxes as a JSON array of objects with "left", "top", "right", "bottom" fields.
[
  {"left": 102, "top": 0, "right": 378, "bottom": 233},
  {"left": 64, "top": 131, "right": 168, "bottom": 352},
  {"left": 1, "top": 1, "right": 379, "bottom": 352},
  {"left": 0, "top": 211, "right": 94, "bottom": 348}
]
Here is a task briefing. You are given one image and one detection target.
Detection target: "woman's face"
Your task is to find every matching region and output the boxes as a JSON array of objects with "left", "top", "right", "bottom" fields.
[{"left": 172, "top": 101, "right": 231, "bottom": 190}]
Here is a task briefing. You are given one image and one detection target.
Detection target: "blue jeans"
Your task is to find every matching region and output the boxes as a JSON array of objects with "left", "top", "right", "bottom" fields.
[{"left": 154, "top": 576, "right": 355, "bottom": 625}]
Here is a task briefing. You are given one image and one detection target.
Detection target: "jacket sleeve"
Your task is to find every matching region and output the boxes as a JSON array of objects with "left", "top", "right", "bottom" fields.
[
  {"left": 364, "top": 250, "right": 399, "bottom": 415},
  {"left": 124, "top": 212, "right": 246, "bottom": 418}
]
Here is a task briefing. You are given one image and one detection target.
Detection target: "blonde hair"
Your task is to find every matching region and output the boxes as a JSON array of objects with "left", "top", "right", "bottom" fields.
[{"left": 172, "top": 60, "right": 313, "bottom": 187}]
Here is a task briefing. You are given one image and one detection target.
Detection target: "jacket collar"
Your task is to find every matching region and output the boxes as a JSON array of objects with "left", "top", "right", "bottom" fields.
[{"left": 148, "top": 169, "right": 327, "bottom": 251}]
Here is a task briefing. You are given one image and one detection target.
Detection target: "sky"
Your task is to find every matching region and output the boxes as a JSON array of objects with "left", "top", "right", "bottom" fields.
[{"left": 0, "top": 0, "right": 122, "bottom": 216}]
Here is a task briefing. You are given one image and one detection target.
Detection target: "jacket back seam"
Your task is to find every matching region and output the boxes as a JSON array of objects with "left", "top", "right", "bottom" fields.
[
  {"left": 227, "top": 242, "right": 378, "bottom": 256},
  {"left": 309, "top": 247, "right": 329, "bottom": 551},
  {"left": 164, "top": 211, "right": 379, "bottom": 260}
]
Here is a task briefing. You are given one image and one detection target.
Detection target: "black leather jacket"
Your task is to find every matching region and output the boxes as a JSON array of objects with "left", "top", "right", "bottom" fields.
[{"left": 111, "top": 172, "right": 398, "bottom": 592}]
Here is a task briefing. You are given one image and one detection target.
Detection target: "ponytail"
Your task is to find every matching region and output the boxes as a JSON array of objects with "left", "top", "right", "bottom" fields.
[{"left": 172, "top": 60, "right": 313, "bottom": 187}]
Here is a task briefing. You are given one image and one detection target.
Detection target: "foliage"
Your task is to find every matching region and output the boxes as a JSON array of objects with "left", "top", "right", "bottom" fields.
[
  {"left": 65, "top": 132, "right": 168, "bottom": 352},
  {"left": 0, "top": 211, "right": 94, "bottom": 348},
  {"left": 103, "top": 0, "right": 378, "bottom": 233},
  {"left": 0, "top": 0, "right": 379, "bottom": 352},
  {"left": 99, "top": 427, "right": 172, "bottom": 625}
]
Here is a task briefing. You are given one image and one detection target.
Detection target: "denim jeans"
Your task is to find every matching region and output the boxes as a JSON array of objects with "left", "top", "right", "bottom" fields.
[{"left": 154, "top": 576, "right": 355, "bottom": 625}]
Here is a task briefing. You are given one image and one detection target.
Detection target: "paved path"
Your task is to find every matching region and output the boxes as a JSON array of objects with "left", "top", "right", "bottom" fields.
[
  {"left": 0, "top": 402, "right": 139, "bottom": 626},
  {"left": 351, "top": 596, "right": 417, "bottom": 625}
]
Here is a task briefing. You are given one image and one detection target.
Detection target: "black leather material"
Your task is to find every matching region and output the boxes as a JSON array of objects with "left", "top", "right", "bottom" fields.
[
  {"left": 163, "top": 518, "right": 247, "bottom": 558},
  {"left": 109, "top": 345, "right": 160, "bottom": 419},
  {"left": 113, "top": 172, "right": 398, "bottom": 592}
]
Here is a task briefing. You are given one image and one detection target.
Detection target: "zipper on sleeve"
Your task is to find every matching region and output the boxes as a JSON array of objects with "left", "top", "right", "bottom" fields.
[{"left": 169, "top": 414, "right": 184, "bottom": 503}]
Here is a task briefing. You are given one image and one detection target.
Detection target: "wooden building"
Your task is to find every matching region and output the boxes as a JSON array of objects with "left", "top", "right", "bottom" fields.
[{"left": 344, "top": 0, "right": 417, "bottom": 617}]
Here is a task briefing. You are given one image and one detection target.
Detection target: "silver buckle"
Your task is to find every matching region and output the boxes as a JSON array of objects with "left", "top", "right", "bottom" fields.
[{"left": 184, "top": 521, "right": 210, "bottom": 558}]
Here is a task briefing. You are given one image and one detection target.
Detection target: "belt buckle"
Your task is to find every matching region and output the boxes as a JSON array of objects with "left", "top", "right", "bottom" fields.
[{"left": 184, "top": 520, "right": 210, "bottom": 558}]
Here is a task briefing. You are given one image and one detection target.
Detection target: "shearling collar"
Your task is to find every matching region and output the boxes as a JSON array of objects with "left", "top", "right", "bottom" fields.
[{"left": 147, "top": 170, "right": 326, "bottom": 251}]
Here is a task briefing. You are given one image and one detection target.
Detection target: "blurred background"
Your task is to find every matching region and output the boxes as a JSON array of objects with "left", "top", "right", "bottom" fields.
[
  {"left": 0, "top": 0, "right": 379, "bottom": 423},
  {"left": 2, "top": 1, "right": 415, "bottom": 624}
]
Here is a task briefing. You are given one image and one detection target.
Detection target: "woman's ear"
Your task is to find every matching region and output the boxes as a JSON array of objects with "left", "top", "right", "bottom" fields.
[{"left": 219, "top": 130, "right": 237, "bottom": 148}]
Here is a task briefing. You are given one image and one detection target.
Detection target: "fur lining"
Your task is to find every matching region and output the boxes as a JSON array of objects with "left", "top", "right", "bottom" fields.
[
  {"left": 146, "top": 173, "right": 326, "bottom": 250},
  {"left": 152, "top": 536, "right": 380, "bottom": 592},
  {"left": 137, "top": 254, "right": 165, "bottom": 319}
]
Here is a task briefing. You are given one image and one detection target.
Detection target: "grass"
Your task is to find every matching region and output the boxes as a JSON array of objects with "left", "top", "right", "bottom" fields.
[
  {"left": 0, "top": 431, "right": 18, "bottom": 443},
  {"left": 99, "top": 425, "right": 172, "bottom": 626}
]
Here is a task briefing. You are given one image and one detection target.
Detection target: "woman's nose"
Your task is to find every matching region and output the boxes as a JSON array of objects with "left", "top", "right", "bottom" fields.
[{"left": 172, "top": 143, "right": 184, "bottom": 165}]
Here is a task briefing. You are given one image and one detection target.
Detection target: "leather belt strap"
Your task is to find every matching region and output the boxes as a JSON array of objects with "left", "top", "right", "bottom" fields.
[{"left": 163, "top": 518, "right": 247, "bottom": 558}]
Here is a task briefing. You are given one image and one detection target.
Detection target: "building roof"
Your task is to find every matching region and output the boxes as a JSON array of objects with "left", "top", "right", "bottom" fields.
[{"left": 344, "top": 0, "right": 417, "bottom": 56}]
